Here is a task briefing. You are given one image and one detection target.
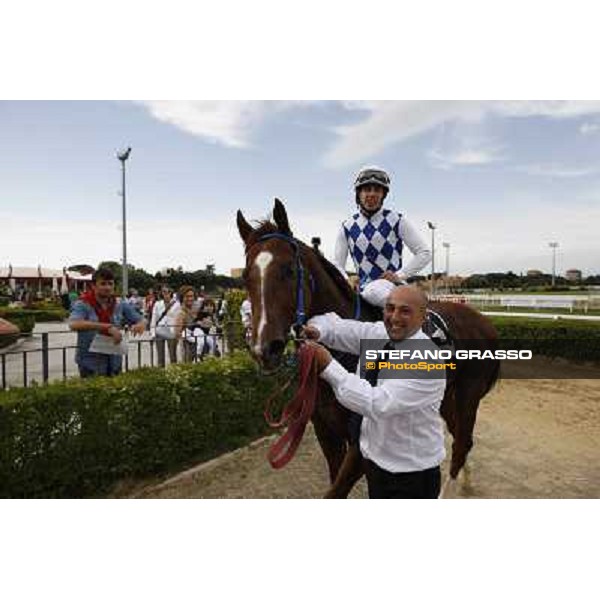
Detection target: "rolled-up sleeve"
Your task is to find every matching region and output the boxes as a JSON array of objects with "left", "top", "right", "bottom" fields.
[
  {"left": 321, "top": 359, "right": 446, "bottom": 419},
  {"left": 69, "top": 300, "right": 90, "bottom": 322}
]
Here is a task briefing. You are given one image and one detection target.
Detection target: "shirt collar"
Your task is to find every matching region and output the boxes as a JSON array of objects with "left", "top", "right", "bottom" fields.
[{"left": 359, "top": 205, "right": 384, "bottom": 219}]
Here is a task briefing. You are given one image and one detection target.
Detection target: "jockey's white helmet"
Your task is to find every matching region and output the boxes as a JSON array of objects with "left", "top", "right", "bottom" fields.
[{"left": 353, "top": 166, "right": 391, "bottom": 192}]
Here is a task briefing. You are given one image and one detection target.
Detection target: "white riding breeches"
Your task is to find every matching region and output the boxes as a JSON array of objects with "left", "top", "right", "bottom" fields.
[{"left": 361, "top": 279, "right": 397, "bottom": 307}]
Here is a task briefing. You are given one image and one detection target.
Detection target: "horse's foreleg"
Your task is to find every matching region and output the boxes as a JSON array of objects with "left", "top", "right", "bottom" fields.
[{"left": 323, "top": 444, "right": 364, "bottom": 499}]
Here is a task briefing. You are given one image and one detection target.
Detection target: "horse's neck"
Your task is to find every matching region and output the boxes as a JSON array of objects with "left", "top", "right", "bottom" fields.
[
  {"left": 310, "top": 287, "right": 353, "bottom": 319},
  {"left": 307, "top": 263, "right": 356, "bottom": 320}
]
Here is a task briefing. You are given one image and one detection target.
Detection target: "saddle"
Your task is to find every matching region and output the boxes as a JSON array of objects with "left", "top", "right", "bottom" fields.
[{"left": 422, "top": 308, "right": 452, "bottom": 348}]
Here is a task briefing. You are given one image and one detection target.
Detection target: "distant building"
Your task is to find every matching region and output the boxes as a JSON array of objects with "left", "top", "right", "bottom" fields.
[
  {"left": 230, "top": 268, "right": 244, "bottom": 279},
  {"left": 565, "top": 269, "right": 582, "bottom": 283},
  {"left": 0, "top": 265, "right": 91, "bottom": 295},
  {"left": 526, "top": 269, "right": 543, "bottom": 277}
]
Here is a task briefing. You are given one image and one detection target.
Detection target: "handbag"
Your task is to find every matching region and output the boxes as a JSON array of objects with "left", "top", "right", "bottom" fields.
[{"left": 155, "top": 301, "right": 176, "bottom": 339}]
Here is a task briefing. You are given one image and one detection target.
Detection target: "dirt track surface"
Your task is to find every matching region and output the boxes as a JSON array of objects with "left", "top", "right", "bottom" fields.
[{"left": 131, "top": 363, "right": 600, "bottom": 499}]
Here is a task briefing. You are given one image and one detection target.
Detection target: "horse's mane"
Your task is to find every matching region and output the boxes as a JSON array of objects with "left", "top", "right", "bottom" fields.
[
  {"left": 244, "top": 220, "right": 279, "bottom": 251},
  {"left": 245, "top": 220, "right": 355, "bottom": 303}
]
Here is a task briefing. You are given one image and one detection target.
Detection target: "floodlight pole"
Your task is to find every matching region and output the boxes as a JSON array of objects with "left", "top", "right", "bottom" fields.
[
  {"left": 549, "top": 241, "right": 559, "bottom": 287},
  {"left": 117, "top": 147, "right": 131, "bottom": 298},
  {"left": 428, "top": 222, "right": 436, "bottom": 296},
  {"left": 443, "top": 242, "right": 450, "bottom": 293}
]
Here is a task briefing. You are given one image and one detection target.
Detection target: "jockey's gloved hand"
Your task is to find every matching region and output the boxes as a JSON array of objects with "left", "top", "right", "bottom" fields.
[{"left": 380, "top": 271, "right": 406, "bottom": 285}]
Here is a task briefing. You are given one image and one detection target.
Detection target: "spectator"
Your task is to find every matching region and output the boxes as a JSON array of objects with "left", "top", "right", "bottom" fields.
[
  {"left": 240, "top": 296, "right": 252, "bottom": 345},
  {"left": 127, "top": 288, "right": 144, "bottom": 314},
  {"left": 69, "top": 268, "right": 145, "bottom": 378},
  {"left": 216, "top": 295, "right": 228, "bottom": 326},
  {"left": 174, "top": 285, "right": 199, "bottom": 363},
  {"left": 195, "top": 298, "right": 221, "bottom": 358},
  {"left": 196, "top": 290, "right": 205, "bottom": 312},
  {"left": 143, "top": 288, "right": 157, "bottom": 329},
  {"left": 151, "top": 286, "right": 181, "bottom": 366}
]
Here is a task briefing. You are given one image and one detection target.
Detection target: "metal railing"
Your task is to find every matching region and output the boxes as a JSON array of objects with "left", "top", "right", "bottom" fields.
[{"left": 0, "top": 328, "right": 234, "bottom": 391}]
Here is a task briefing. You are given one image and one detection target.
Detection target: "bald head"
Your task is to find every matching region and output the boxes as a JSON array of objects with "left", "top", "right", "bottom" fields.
[
  {"left": 383, "top": 284, "right": 429, "bottom": 341},
  {"left": 388, "top": 285, "right": 428, "bottom": 312}
]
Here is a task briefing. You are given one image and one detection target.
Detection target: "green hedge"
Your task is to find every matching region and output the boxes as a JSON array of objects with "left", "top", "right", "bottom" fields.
[
  {"left": 0, "top": 307, "right": 67, "bottom": 323},
  {"left": 223, "top": 289, "right": 248, "bottom": 352},
  {"left": 490, "top": 317, "right": 600, "bottom": 362},
  {"left": 0, "top": 352, "right": 292, "bottom": 498},
  {"left": 0, "top": 310, "right": 35, "bottom": 335}
]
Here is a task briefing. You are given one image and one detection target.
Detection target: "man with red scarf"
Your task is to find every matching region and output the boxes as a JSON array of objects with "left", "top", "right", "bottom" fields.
[{"left": 69, "top": 268, "right": 146, "bottom": 378}]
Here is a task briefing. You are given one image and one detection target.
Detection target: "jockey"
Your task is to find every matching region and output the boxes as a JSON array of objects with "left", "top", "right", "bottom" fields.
[{"left": 333, "top": 166, "right": 431, "bottom": 307}]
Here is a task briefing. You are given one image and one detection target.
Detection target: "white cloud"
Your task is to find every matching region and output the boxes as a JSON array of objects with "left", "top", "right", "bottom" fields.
[
  {"left": 579, "top": 122, "right": 600, "bottom": 135},
  {"left": 493, "top": 101, "right": 600, "bottom": 118},
  {"left": 325, "top": 100, "right": 600, "bottom": 168},
  {"left": 430, "top": 149, "right": 501, "bottom": 167},
  {"left": 428, "top": 124, "right": 505, "bottom": 170},
  {"left": 324, "top": 101, "right": 484, "bottom": 168},
  {"left": 515, "top": 163, "right": 600, "bottom": 178},
  {"left": 136, "top": 100, "right": 317, "bottom": 149},
  {"left": 136, "top": 101, "right": 600, "bottom": 168},
  {"left": 136, "top": 101, "right": 272, "bottom": 148}
]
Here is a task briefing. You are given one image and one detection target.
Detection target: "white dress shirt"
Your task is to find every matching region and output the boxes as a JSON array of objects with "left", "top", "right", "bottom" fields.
[
  {"left": 308, "top": 312, "right": 446, "bottom": 473},
  {"left": 333, "top": 210, "right": 431, "bottom": 280}
]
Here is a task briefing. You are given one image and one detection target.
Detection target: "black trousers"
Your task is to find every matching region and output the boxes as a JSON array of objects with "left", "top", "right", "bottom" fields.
[{"left": 364, "top": 460, "right": 441, "bottom": 499}]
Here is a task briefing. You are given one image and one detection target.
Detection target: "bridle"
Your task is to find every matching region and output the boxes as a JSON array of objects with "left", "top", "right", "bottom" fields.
[
  {"left": 256, "top": 232, "right": 311, "bottom": 339},
  {"left": 253, "top": 231, "right": 363, "bottom": 334}
]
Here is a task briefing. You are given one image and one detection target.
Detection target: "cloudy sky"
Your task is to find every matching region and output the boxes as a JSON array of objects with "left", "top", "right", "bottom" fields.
[{"left": 1, "top": 100, "right": 599, "bottom": 277}]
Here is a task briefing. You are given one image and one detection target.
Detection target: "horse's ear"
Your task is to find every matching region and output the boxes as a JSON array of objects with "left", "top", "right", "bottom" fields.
[
  {"left": 273, "top": 198, "right": 292, "bottom": 235},
  {"left": 237, "top": 210, "right": 254, "bottom": 245}
]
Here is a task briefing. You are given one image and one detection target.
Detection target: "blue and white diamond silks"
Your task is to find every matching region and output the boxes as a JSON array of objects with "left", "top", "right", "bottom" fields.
[{"left": 342, "top": 209, "right": 404, "bottom": 290}]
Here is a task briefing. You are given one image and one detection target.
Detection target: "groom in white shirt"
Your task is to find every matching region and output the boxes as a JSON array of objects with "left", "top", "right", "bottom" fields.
[{"left": 303, "top": 285, "right": 446, "bottom": 499}]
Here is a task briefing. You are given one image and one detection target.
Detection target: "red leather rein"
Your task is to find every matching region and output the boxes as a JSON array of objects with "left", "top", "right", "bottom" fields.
[{"left": 264, "top": 343, "right": 320, "bottom": 469}]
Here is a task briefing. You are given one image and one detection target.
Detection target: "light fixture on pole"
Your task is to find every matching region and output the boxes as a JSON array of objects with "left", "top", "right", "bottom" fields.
[
  {"left": 427, "top": 221, "right": 436, "bottom": 296},
  {"left": 442, "top": 242, "right": 450, "bottom": 292},
  {"left": 117, "top": 147, "right": 131, "bottom": 298},
  {"left": 548, "top": 241, "right": 559, "bottom": 287}
]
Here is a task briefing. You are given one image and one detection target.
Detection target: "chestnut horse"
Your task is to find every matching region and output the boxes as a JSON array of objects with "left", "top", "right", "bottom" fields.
[{"left": 237, "top": 199, "right": 500, "bottom": 498}]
